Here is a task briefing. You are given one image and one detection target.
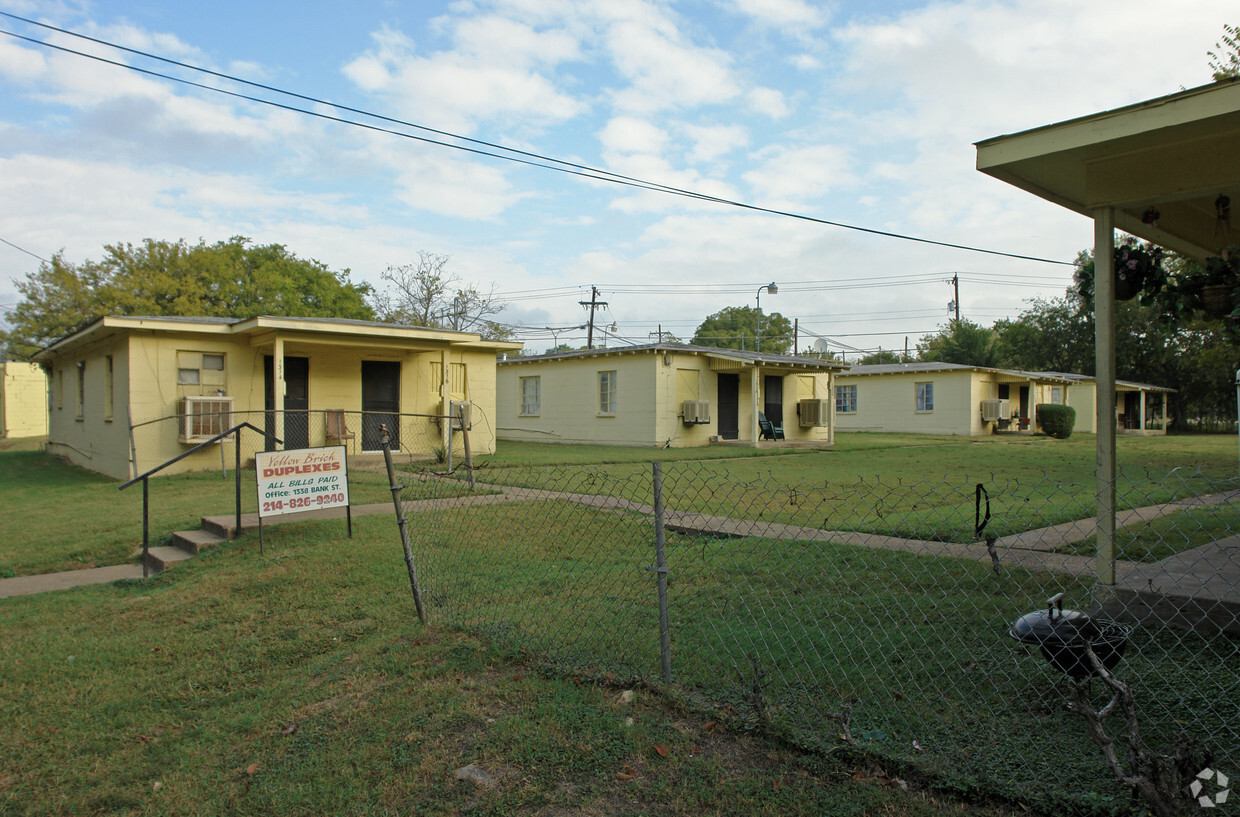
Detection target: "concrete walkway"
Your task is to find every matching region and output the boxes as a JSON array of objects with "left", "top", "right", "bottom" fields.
[{"left": 3, "top": 483, "right": 1238, "bottom": 633}]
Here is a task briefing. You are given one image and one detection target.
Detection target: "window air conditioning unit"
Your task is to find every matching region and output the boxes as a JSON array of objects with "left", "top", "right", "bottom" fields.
[
  {"left": 980, "top": 398, "right": 1011, "bottom": 422},
  {"left": 179, "top": 395, "right": 233, "bottom": 443},
  {"left": 798, "top": 398, "right": 830, "bottom": 427},
  {"left": 449, "top": 400, "right": 473, "bottom": 430},
  {"left": 681, "top": 400, "right": 711, "bottom": 424}
]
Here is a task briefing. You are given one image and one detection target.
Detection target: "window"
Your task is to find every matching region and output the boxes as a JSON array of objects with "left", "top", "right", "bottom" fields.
[
  {"left": 598, "top": 371, "right": 617, "bottom": 414},
  {"left": 76, "top": 361, "right": 85, "bottom": 419},
  {"left": 835, "top": 384, "right": 857, "bottom": 414},
  {"left": 1050, "top": 386, "right": 1063, "bottom": 404},
  {"left": 105, "top": 355, "right": 114, "bottom": 421},
  {"left": 916, "top": 382, "right": 934, "bottom": 412},
  {"left": 450, "top": 362, "right": 467, "bottom": 400},
  {"left": 520, "top": 376, "right": 540, "bottom": 415},
  {"left": 177, "top": 351, "right": 226, "bottom": 394}
]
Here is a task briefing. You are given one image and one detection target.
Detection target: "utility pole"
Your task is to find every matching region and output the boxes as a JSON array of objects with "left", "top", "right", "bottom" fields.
[
  {"left": 579, "top": 286, "right": 608, "bottom": 350},
  {"left": 952, "top": 274, "right": 960, "bottom": 322}
]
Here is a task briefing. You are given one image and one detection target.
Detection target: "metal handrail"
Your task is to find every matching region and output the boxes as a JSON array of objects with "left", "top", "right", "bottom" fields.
[
  {"left": 119, "top": 422, "right": 281, "bottom": 577},
  {"left": 120, "top": 421, "right": 271, "bottom": 488}
]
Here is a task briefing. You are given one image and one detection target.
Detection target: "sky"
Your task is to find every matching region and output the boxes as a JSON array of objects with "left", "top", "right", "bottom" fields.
[{"left": 0, "top": 0, "right": 1234, "bottom": 357}]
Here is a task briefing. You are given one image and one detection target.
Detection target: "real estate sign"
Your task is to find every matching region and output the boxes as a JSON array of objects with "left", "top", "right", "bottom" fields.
[{"left": 255, "top": 446, "right": 349, "bottom": 518}]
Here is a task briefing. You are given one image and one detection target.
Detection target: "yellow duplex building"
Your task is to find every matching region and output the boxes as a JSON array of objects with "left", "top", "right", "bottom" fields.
[
  {"left": 1, "top": 361, "right": 49, "bottom": 438},
  {"left": 496, "top": 343, "right": 845, "bottom": 447},
  {"left": 833, "top": 362, "right": 1170, "bottom": 435},
  {"left": 33, "top": 315, "right": 521, "bottom": 479}
]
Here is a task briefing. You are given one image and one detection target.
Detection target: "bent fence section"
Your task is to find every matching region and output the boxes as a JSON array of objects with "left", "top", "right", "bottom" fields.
[{"left": 400, "top": 461, "right": 1240, "bottom": 813}]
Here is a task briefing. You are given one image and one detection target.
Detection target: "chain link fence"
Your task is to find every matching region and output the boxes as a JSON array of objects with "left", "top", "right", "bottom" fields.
[
  {"left": 397, "top": 460, "right": 1239, "bottom": 813},
  {"left": 128, "top": 409, "right": 454, "bottom": 477}
]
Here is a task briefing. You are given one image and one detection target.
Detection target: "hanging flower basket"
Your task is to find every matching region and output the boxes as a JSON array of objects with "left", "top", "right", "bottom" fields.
[
  {"left": 1201, "top": 284, "right": 1234, "bottom": 318},
  {"left": 1073, "top": 239, "right": 1165, "bottom": 305},
  {"left": 1114, "top": 272, "right": 1141, "bottom": 301}
]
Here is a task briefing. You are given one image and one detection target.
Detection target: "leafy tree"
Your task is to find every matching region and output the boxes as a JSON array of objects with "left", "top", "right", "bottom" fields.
[
  {"left": 856, "top": 350, "right": 903, "bottom": 365},
  {"left": 371, "top": 250, "right": 513, "bottom": 341},
  {"left": 915, "top": 319, "right": 999, "bottom": 367},
  {"left": 691, "top": 305, "right": 794, "bottom": 354},
  {"left": 994, "top": 247, "right": 1240, "bottom": 428},
  {"left": 994, "top": 296, "right": 1094, "bottom": 373},
  {"left": 1209, "top": 23, "right": 1240, "bottom": 80},
  {"left": 2, "top": 237, "right": 374, "bottom": 358}
]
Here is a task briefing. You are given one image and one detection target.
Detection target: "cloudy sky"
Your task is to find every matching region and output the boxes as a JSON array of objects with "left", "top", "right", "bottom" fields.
[{"left": 0, "top": 0, "right": 1234, "bottom": 356}]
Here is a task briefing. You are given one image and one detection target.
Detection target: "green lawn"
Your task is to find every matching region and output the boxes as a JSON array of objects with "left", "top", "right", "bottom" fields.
[
  {"left": 6, "top": 433, "right": 1236, "bottom": 578},
  {"left": 406, "top": 490, "right": 1240, "bottom": 814},
  {"left": 0, "top": 515, "right": 1026, "bottom": 817},
  {"left": 2, "top": 435, "right": 1237, "bottom": 815}
]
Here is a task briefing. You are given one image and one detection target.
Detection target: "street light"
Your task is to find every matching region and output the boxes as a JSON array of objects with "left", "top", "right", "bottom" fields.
[{"left": 755, "top": 282, "right": 778, "bottom": 352}]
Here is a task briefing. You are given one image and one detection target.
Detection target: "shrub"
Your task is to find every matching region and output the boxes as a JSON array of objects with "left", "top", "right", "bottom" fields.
[{"left": 1037, "top": 404, "right": 1076, "bottom": 439}]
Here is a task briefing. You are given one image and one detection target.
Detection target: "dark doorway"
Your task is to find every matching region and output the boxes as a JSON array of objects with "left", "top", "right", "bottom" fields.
[
  {"left": 1123, "top": 392, "right": 1141, "bottom": 429},
  {"left": 717, "top": 373, "right": 739, "bottom": 440},
  {"left": 1018, "top": 386, "right": 1030, "bottom": 429},
  {"left": 265, "top": 355, "right": 309, "bottom": 450},
  {"left": 763, "top": 375, "right": 784, "bottom": 427},
  {"left": 362, "top": 361, "right": 401, "bottom": 450}
]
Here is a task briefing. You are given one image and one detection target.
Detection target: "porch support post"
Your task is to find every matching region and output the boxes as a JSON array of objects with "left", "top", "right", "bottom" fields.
[
  {"left": 827, "top": 370, "right": 835, "bottom": 445},
  {"left": 1162, "top": 392, "right": 1168, "bottom": 432},
  {"left": 440, "top": 348, "right": 451, "bottom": 451},
  {"left": 273, "top": 334, "right": 286, "bottom": 449},
  {"left": 750, "top": 365, "right": 761, "bottom": 445},
  {"left": 1139, "top": 389, "right": 1147, "bottom": 433},
  {"left": 1095, "top": 207, "right": 1117, "bottom": 585}
]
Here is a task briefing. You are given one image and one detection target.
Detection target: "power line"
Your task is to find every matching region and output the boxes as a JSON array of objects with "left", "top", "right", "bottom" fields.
[
  {"left": 0, "top": 13, "right": 1074, "bottom": 267},
  {"left": 0, "top": 236, "right": 48, "bottom": 263}
]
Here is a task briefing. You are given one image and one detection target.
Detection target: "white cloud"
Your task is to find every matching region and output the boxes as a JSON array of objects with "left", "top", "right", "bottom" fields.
[
  {"left": 603, "top": 15, "right": 741, "bottom": 113},
  {"left": 742, "top": 144, "right": 857, "bottom": 205},
  {"left": 682, "top": 123, "right": 749, "bottom": 163},
  {"left": 598, "top": 116, "right": 668, "bottom": 155},
  {"left": 727, "top": 0, "right": 829, "bottom": 31},
  {"left": 747, "top": 87, "right": 789, "bottom": 118},
  {"left": 341, "top": 19, "right": 585, "bottom": 134}
]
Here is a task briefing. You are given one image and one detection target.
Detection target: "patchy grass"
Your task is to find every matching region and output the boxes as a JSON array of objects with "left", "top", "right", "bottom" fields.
[
  {"left": 0, "top": 451, "right": 395, "bottom": 577},
  {"left": 1057, "top": 501, "right": 1240, "bottom": 562},
  {"left": 0, "top": 516, "right": 1032, "bottom": 817}
]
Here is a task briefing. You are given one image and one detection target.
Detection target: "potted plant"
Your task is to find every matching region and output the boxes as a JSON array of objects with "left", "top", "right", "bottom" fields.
[
  {"left": 1171, "top": 248, "right": 1239, "bottom": 320},
  {"left": 1074, "top": 238, "right": 1166, "bottom": 304}
]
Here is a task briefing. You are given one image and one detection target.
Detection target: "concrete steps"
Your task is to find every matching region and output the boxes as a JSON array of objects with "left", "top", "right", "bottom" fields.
[{"left": 139, "top": 525, "right": 228, "bottom": 573}]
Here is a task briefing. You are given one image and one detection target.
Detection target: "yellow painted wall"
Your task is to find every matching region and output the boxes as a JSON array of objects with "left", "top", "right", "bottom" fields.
[
  {"left": 498, "top": 351, "right": 834, "bottom": 446},
  {"left": 1, "top": 361, "right": 48, "bottom": 437},
  {"left": 834, "top": 370, "right": 983, "bottom": 435},
  {"left": 45, "top": 328, "right": 502, "bottom": 479},
  {"left": 45, "top": 336, "right": 134, "bottom": 477},
  {"left": 1066, "top": 383, "right": 1098, "bottom": 433}
]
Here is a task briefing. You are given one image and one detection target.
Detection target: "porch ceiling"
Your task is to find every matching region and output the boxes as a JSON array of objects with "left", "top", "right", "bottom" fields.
[{"left": 976, "top": 79, "right": 1240, "bottom": 261}]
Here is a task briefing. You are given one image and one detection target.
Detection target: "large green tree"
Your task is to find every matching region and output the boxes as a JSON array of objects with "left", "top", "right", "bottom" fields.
[
  {"left": 994, "top": 248, "right": 1240, "bottom": 427},
  {"left": 691, "top": 305, "right": 794, "bottom": 354},
  {"left": 915, "top": 318, "right": 1000, "bottom": 367},
  {"left": 2, "top": 237, "right": 374, "bottom": 358}
]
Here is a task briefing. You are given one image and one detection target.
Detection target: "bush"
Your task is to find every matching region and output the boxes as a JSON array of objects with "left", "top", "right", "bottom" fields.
[{"left": 1037, "top": 404, "right": 1076, "bottom": 439}]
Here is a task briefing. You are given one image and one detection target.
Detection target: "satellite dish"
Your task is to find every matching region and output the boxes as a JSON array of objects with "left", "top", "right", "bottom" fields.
[{"left": 812, "top": 339, "right": 828, "bottom": 354}]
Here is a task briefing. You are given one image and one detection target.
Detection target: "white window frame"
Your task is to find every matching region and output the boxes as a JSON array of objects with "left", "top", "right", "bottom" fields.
[
  {"left": 1050, "top": 386, "right": 1063, "bottom": 405},
  {"left": 916, "top": 381, "right": 934, "bottom": 412},
  {"left": 598, "top": 370, "right": 617, "bottom": 414},
  {"left": 835, "top": 384, "right": 857, "bottom": 414},
  {"left": 520, "top": 376, "right": 541, "bottom": 415}
]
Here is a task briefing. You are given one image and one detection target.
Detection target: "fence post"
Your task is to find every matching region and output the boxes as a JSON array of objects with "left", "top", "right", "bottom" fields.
[
  {"left": 382, "top": 424, "right": 426, "bottom": 622},
  {"left": 141, "top": 477, "right": 150, "bottom": 579},
  {"left": 653, "top": 462, "right": 672, "bottom": 684},
  {"left": 234, "top": 428, "right": 242, "bottom": 539}
]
